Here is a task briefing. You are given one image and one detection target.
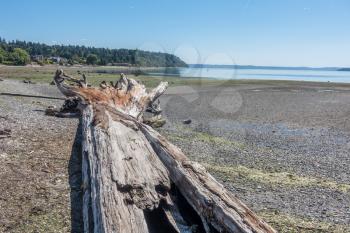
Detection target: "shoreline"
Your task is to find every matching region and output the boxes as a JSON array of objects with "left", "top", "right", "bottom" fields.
[
  {"left": 2, "top": 65, "right": 350, "bottom": 88},
  {"left": 1, "top": 65, "right": 350, "bottom": 85}
]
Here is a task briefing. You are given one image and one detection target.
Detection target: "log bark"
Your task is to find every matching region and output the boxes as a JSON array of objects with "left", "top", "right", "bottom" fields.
[{"left": 53, "top": 70, "right": 276, "bottom": 233}]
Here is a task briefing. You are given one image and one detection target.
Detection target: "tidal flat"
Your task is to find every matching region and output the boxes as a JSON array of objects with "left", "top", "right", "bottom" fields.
[{"left": 1, "top": 66, "right": 350, "bottom": 232}]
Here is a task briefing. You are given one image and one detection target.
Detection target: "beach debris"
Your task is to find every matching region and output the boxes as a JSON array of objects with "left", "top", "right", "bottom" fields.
[
  {"left": 183, "top": 119, "right": 192, "bottom": 124},
  {"left": 51, "top": 69, "right": 276, "bottom": 233},
  {"left": 0, "top": 115, "right": 9, "bottom": 120},
  {"left": 146, "top": 99, "right": 162, "bottom": 114},
  {"left": 45, "top": 105, "right": 59, "bottom": 116},
  {"left": 23, "top": 79, "right": 36, "bottom": 84},
  {"left": 99, "top": 80, "right": 107, "bottom": 88},
  {"left": 143, "top": 114, "right": 166, "bottom": 128},
  {"left": 0, "top": 128, "right": 11, "bottom": 139},
  {"left": 45, "top": 98, "right": 81, "bottom": 118}
]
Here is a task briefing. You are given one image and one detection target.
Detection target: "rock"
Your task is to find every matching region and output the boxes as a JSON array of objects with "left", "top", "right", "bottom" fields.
[
  {"left": 143, "top": 115, "right": 166, "bottom": 128},
  {"left": 0, "top": 78, "right": 3, "bottom": 81},
  {"left": 183, "top": 119, "right": 192, "bottom": 124},
  {"left": 45, "top": 106, "right": 58, "bottom": 116},
  {"left": 0, "top": 115, "right": 8, "bottom": 120},
  {"left": 151, "top": 118, "right": 166, "bottom": 128},
  {"left": 30, "top": 206, "right": 44, "bottom": 215},
  {"left": 23, "top": 80, "right": 36, "bottom": 84},
  {"left": 0, "top": 128, "right": 11, "bottom": 134},
  {"left": 0, "top": 129, "right": 11, "bottom": 139}
]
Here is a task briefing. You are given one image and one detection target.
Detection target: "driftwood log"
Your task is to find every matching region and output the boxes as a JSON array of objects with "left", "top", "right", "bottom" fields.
[{"left": 53, "top": 70, "right": 276, "bottom": 233}]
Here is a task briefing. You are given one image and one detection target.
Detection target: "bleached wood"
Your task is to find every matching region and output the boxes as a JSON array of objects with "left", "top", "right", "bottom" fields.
[
  {"left": 81, "top": 104, "right": 171, "bottom": 233},
  {"left": 140, "top": 124, "right": 276, "bottom": 233},
  {"left": 54, "top": 70, "right": 276, "bottom": 233}
]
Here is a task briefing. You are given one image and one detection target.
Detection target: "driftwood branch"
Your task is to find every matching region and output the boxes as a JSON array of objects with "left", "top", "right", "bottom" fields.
[{"left": 53, "top": 70, "right": 276, "bottom": 233}]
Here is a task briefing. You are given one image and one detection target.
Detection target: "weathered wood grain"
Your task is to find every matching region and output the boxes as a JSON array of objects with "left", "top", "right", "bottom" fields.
[{"left": 54, "top": 69, "right": 276, "bottom": 233}]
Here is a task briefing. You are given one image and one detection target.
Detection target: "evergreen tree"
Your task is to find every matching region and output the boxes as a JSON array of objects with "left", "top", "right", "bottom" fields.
[{"left": 0, "top": 38, "right": 187, "bottom": 67}]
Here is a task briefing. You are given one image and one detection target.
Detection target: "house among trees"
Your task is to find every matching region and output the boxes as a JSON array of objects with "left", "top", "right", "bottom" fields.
[
  {"left": 48, "top": 57, "right": 61, "bottom": 63},
  {"left": 48, "top": 56, "right": 68, "bottom": 64},
  {"left": 31, "top": 55, "right": 44, "bottom": 62}
]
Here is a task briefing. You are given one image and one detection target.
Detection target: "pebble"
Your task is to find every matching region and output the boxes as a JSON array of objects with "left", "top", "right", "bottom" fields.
[{"left": 183, "top": 119, "right": 192, "bottom": 124}]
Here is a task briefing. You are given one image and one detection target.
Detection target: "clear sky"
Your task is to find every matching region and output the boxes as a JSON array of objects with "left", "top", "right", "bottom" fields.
[{"left": 0, "top": 0, "right": 349, "bottom": 67}]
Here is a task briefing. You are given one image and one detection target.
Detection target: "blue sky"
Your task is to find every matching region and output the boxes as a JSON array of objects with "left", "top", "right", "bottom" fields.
[{"left": 0, "top": 0, "right": 349, "bottom": 67}]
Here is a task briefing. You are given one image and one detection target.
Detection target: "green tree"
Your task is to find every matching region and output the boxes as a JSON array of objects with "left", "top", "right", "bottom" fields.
[
  {"left": 9, "top": 48, "right": 30, "bottom": 65},
  {"left": 0, "top": 48, "right": 6, "bottom": 64},
  {"left": 86, "top": 54, "right": 98, "bottom": 65},
  {"left": 0, "top": 38, "right": 188, "bottom": 67}
]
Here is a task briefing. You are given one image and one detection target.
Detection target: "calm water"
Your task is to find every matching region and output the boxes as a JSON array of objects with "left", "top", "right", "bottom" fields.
[{"left": 148, "top": 68, "right": 350, "bottom": 83}]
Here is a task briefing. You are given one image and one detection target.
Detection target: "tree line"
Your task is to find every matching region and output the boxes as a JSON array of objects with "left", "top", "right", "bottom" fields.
[{"left": 0, "top": 38, "right": 187, "bottom": 67}]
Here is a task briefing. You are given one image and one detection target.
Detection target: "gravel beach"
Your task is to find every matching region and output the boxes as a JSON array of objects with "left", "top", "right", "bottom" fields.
[{"left": 1, "top": 78, "right": 350, "bottom": 232}]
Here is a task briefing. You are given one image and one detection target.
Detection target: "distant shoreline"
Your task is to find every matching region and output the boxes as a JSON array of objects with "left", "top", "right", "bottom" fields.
[
  {"left": 2, "top": 65, "right": 350, "bottom": 85},
  {"left": 1, "top": 64, "right": 349, "bottom": 72},
  {"left": 189, "top": 64, "right": 349, "bottom": 71}
]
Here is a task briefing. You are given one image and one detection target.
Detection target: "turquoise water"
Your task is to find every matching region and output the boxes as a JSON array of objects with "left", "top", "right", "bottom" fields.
[{"left": 148, "top": 68, "right": 350, "bottom": 83}]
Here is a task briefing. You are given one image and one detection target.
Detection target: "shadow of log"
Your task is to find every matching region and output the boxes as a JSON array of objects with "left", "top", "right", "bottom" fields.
[{"left": 69, "top": 118, "right": 83, "bottom": 233}]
